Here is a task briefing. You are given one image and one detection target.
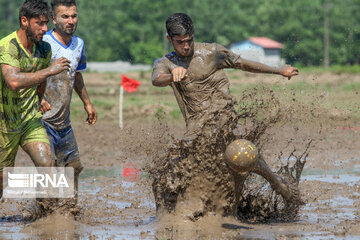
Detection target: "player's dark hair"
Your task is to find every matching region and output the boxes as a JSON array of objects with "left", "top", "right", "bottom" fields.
[
  {"left": 166, "top": 13, "right": 194, "bottom": 38},
  {"left": 51, "top": 0, "right": 77, "bottom": 11},
  {"left": 19, "top": 0, "right": 50, "bottom": 27}
]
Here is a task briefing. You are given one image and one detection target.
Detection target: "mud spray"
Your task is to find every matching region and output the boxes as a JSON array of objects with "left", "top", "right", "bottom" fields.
[{"left": 148, "top": 86, "right": 313, "bottom": 230}]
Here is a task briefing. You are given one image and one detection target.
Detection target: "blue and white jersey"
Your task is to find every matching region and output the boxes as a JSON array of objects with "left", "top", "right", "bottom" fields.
[{"left": 42, "top": 29, "right": 87, "bottom": 130}]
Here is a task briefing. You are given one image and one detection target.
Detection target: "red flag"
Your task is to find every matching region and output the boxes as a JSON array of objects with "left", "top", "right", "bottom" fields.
[
  {"left": 122, "top": 163, "right": 140, "bottom": 182},
  {"left": 121, "top": 75, "right": 140, "bottom": 93}
]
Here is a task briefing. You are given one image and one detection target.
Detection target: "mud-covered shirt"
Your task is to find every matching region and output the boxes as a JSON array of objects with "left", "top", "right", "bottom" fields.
[
  {"left": 42, "top": 30, "right": 87, "bottom": 130},
  {"left": 0, "top": 31, "right": 51, "bottom": 133},
  {"left": 152, "top": 43, "right": 241, "bottom": 133}
]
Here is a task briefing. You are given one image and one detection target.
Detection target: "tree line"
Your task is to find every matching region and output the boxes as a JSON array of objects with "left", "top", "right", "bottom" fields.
[{"left": 1, "top": 0, "right": 359, "bottom": 66}]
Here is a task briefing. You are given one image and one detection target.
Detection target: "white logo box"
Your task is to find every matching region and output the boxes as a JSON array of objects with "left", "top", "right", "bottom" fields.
[{"left": 3, "top": 167, "right": 74, "bottom": 199}]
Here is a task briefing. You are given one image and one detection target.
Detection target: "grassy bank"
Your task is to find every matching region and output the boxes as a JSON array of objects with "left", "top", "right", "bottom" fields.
[
  {"left": 69, "top": 71, "right": 360, "bottom": 126},
  {"left": 294, "top": 64, "right": 360, "bottom": 74}
]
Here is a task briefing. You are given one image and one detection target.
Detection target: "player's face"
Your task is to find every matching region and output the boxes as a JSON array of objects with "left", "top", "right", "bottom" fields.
[
  {"left": 53, "top": 5, "right": 78, "bottom": 35},
  {"left": 23, "top": 15, "right": 48, "bottom": 44},
  {"left": 168, "top": 34, "right": 194, "bottom": 57}
]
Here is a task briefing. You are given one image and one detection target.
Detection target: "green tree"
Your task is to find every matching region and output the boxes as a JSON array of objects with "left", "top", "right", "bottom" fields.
[{"left": 0, "top": 0, "right": 359, "bottom": 66}]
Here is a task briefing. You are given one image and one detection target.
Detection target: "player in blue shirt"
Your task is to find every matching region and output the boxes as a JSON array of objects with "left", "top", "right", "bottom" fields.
[{"left": 41, "top": 0, "right": 97, "bottom": 212}]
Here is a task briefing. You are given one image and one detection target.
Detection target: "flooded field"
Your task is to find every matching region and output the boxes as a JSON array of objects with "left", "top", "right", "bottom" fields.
[
  {"left": 1, "top": 164, "right": 360, "bottom": 239},
  {"left": 1, "top": 71, "right": 359, "bottom": 239}
]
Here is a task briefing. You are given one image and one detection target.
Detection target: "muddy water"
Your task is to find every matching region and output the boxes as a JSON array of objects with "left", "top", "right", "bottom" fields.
[
  {"left": 0, "top": 168, "right": 156, "bottom": 239},
  {"left": 1, "top": 166, "right": 360, "bottom": 239},
  {"left": 149, "top": 86, "right": 310, "bottom": 225},
  {"left": 1, "top": 83, "right": 359, "bottom": 239}
]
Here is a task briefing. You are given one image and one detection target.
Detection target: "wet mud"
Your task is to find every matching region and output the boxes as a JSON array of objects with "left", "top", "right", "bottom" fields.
[
  {"left": 0, "top": 73, "right": 359, "bottom": 239},
  {"left": 152, "top": 43, "right": 313, "bottom": 225},
  {"left": 150, "top": 86, "right": 310, "bottom": 225}
]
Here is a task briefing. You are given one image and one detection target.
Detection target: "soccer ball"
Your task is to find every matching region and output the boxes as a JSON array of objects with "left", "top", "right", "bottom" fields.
[{"left": 224, "top": 139, "right": 259, "bottom": 172}]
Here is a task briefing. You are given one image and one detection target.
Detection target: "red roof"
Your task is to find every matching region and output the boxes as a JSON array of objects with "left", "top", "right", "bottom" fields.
[{"left": 249, "top": 37, "right": 283, "bottom": 49}]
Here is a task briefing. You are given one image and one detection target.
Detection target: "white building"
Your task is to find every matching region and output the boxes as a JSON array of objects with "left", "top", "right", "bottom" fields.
[{"left": 229, "top": 37, "right": 285, "bottom": 67}]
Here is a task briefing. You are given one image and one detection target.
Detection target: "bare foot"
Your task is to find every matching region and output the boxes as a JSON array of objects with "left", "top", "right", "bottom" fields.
[{"left": 274, "top": 178, "right": 301, "bottom": 203}]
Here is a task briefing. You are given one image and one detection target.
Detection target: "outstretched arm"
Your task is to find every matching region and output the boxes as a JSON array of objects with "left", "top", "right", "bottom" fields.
[
  {"left": 74, "top": 72, "right": 97, "bottom": 125},
  {"left": 236, "top": 58, "right": 299, "bottom": 80},
  {"left": 1, "top": 57, "right": 70, "bottom": 91}
]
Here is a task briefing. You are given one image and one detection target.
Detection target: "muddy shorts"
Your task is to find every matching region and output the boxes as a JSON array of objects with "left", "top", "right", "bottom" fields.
[
  {"left": 42, "top": 122, "right": 82, "bottom": 170},
  {"left": 0, "top": 118, "right": 49, "bottom": 170}
]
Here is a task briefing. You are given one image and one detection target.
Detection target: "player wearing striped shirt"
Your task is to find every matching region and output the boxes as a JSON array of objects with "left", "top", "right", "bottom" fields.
[{"left": 0, "top": 0, "right": 70, "bottom": 201}]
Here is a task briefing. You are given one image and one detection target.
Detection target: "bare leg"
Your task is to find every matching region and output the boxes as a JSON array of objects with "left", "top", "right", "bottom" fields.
[
  {"left": 22, "top": 142, "right": 55, "bottom": 220},
  {"left": 1, "top": 142, "right": 51, "bottom": 201},
  {"left": 22, "top": 142, "right": 53, "bottom": 167},
  {"left": 65, "top": 161, "right": 83, "bottom": 206},
  {"left": 251, "top": 154, "right": 299, "bottom": 202},
  {"left": 233, "top": 172, "right": 249, "bottom": 215},
  {"left": 233, "top": 172, "right": 249, "bottom": 204}
]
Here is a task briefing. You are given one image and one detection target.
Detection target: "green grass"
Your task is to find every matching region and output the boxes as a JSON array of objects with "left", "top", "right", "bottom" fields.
[
  {"left": 296, "top": 64, "right": 360, "bottom": 74},
  {"left": 231, "top": 81, "right": 360, "bottom": 121},
  {"left": 169, "top": 108, "right": 182, "bottom": 119},
  {"left": 341, "top": 82, "right": 360, "bottom": 91},
  {"left": 92, "top": 99, "right": 115, "bottom": 110},
  {"left": 69, "top": 71, "right": 360, "bottom": 125}
]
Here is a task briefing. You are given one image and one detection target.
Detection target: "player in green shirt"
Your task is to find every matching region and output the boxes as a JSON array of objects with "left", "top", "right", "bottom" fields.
[{"left": 0, "top": 0, "right": 70, "bottom": 201}]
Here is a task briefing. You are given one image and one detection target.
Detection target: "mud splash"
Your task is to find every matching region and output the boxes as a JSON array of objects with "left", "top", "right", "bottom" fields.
[
  {"left": 237, "top": 141, "right": 311, "bottom": 223},
  {"left": 149, "top": 86, "right": 312, "bottom": 224}
]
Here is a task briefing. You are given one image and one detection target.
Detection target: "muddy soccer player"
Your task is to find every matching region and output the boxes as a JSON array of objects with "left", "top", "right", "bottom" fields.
[
  {"left": 39, "top": 0, "right": 97, "bottom": 210},
  {"left": 0, "top": 0, "right": 70, "bottom": 203},
  {"left": 151, "top": 13, "right": 300, "bottom": 220}
]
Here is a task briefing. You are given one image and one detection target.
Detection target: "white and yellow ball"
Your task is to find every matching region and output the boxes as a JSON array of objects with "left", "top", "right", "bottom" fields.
[{"left": 224, "top": 139, "right": 259, "bottom": 172}]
